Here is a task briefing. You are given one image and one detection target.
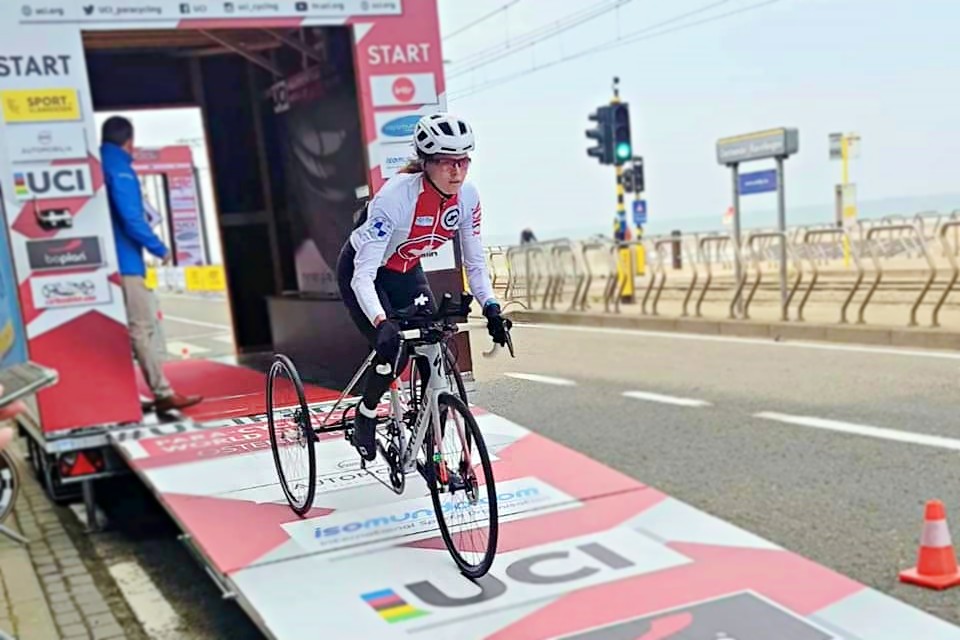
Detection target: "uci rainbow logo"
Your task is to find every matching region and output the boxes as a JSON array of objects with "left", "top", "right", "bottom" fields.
[{"left": 360, "top": 588, "right": 428, "bottom": 624}]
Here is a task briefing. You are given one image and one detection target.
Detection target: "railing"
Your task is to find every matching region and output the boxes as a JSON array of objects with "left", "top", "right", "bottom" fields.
[{"left": 489, "top": 209, "right": 960, "bottom": 330}]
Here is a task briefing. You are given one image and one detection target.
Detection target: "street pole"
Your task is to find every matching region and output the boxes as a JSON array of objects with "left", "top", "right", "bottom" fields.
[
  {"left": 776, "top": 156, "right": 788, "bottom": 321},
  {"left": 731, "top": 162, "right": 743, "bottom": 317},
  {"left": 841, "top": 133, "right": 851, "bottom": 267}
]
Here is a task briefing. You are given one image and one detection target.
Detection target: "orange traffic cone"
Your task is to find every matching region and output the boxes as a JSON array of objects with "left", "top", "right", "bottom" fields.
[{"left": 899, "top": 500, "right": 960, "bottom": 589}]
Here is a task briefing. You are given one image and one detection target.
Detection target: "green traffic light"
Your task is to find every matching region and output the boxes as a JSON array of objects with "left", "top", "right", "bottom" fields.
[{"left": 616, "top": 142, "right": 631, "bottom": 159}]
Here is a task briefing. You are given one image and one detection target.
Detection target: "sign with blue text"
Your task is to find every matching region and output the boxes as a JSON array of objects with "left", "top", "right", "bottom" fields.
[{"left": 738, "top": 170, "right": 778, "bottom": 195}]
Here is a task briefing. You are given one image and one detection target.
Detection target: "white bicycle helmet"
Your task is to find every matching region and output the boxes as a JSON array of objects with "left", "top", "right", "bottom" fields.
[{"left": 413, "top": 113, "right": 475, "bottom": 156}]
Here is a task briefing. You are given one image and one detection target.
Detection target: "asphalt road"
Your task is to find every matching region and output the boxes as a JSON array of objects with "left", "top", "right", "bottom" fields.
[
  {"left": 471, "top": 322, "right": 960, "bottom": 627},
  {"left": 81, "top": 293, "right": 960, "bottom": 636}
]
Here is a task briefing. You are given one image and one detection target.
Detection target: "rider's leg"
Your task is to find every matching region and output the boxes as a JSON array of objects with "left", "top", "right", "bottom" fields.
[{"left": 337, "top": 243, "right": 386, "bottom": 459}]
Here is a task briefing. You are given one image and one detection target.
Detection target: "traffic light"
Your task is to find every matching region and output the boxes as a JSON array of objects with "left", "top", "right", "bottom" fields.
[
  {"left": 632, "top": 157, "right": 645, "bottom": 193},
  {"left": 621, "top": 165, "right": 635, "bottom": 192},
  {"left": 585, "top": 105, "right": 613, "bottom": 165},
  {"left": 610, "top": 103, "right": 631, "bottom": 165}
]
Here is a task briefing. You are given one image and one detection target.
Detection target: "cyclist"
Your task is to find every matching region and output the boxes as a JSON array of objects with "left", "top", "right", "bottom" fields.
[{"left": 337, "top": 112, "right": 510, "bottom": 461}]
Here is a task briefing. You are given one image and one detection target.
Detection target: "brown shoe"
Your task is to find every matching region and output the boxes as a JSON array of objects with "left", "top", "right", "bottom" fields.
[{"left": 154, "top": 393, "right": 203, "bottom": 415}]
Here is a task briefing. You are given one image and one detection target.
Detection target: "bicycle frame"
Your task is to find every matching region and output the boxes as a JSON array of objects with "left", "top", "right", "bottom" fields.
[{"left": 310, "top": 323, "right": 471, "bottom": 484}]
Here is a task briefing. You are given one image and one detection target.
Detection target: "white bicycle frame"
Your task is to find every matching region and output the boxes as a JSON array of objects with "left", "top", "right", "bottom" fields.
[
  {"left": 393, "top": 324, "right": 470, "bottom": 474},
  {"left": 317, "top": 323, "right": 472, "bottom": 488}
]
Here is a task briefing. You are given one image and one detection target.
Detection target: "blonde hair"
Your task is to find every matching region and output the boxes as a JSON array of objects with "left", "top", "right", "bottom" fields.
[{"left": 397, "top": 157, "right": 425, "bottom": 174}]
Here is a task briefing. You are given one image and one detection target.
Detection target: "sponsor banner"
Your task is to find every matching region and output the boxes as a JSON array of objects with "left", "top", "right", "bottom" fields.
[
  {"left": 29, "top": 270, "right": 111, "bottom": 310},
  {"left": 26, "top": 235, "right": 103, "bottom": 272},
  {"left": 5, "top": 122, "right": 87, "bottom": 162},
  {"left": 378, "top": 142, "right": 415, "bottom": 179},
  {"left": 13, "top": 0, "right": 401, "bottom": 24},
  {"left": 352, "top": 527, "right": 690, "bottom": 632},
  {"left": 0, "top": 87, "right": 80, "bottom": 122},
  {"left": 369, "top": 73, "right": 437, "bottom": 108},
  {"left": 12, "top": 163, "right": 94, "bottom": 200},
  {"left": 168, "top": 172, "right": 203, "bottom": 266},
  {"left": 282, "top": 477, "right": 581, "bottom": 554},
  {"left": 373, "top": 111, "right": 421, "bottom": 144}
]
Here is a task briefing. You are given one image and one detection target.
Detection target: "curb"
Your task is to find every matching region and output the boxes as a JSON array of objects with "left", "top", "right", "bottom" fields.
[{"left": 505, "top": 309, "right": 960, "bottom": 351}]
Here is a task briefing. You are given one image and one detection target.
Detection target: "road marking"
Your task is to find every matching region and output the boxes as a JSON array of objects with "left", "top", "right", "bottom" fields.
[
  {"left": 108, "top": 561, "right": 184, "bottom": 640},
  {"left": 161, "top": 314, "right": 231, "bottom": 330},
  {"left": 623, "top": 390, "right": 711, "bottom": 407},
  {"left": 212, "top": 334, "right": 234, "bottom": 344},
  {"left": 504, "top": 372, "right": 577, "bottom": 386},
  {"left": 754, "top": 412, "right": 960, "bottom": 451},
  {"left": 165, "top": 341, "right": 210, "bottom": 356},
  {"left": 514, "top": 322, "right": 960, "bottom": 361}
]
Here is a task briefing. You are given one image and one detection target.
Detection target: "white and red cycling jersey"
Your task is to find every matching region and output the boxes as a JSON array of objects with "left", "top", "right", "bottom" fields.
[{"left": 348, "top": 172, "right": 496, "bottom": 325}]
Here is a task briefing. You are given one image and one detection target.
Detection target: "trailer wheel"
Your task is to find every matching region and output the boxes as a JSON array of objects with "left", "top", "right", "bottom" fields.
[
  {"left": 37, "top": 452, "right": 79, "bottom": 504},
  {"left": 26, "top": 436, "right": 44, "bottom": 482}
]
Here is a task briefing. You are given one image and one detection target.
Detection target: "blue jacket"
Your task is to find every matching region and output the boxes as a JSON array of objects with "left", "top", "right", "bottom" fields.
[{"left": 101, "top": 142, "right": 168, "bottom": 277}]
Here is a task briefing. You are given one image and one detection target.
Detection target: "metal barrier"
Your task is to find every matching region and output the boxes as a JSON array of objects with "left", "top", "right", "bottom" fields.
[
  {"left": 486, "top": 208, "right": 960, "bottom": 331},
  {"left": 694, "top": 235, "right": 732, "bottom": 318},
  {"left": 931, "top": 220, "right": 960, "bottom": 327},
  {"left": 858, "top": 223, "right": 936, "bottom": 327},
  {"left": 729, "top": 231, "right": 801, "bottom": 321},
  {"left": 796, "top": 228, "right": 864, "bottom": 324}
]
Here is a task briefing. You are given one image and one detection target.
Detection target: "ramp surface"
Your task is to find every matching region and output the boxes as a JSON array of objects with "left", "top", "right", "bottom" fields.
[{"left": 112, "top": 361, "right": 960, "bottom": 640}]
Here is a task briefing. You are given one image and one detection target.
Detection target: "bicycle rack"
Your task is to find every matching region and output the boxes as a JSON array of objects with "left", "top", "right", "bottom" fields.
[
  {"left": 858, "top": 223, "right": 937, "bottom": 327},
  {"left": 797, "top": 227, "right": 864, "bottom": 324},
  {"left": 695, "top": 235, "right": 731, "bottom": 318},
  {"left": 931, "top": 220, "right": 960, "bottom": 328}
]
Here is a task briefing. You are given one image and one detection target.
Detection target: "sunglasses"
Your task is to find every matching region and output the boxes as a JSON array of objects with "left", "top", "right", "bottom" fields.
[{"left": 429, "top": 156, "right": 472, "bottom": 170}]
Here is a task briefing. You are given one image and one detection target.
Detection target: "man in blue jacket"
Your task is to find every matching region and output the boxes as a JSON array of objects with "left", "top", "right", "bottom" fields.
[{"left": 101, "top": 116, "right": 201, "bottom": 415}]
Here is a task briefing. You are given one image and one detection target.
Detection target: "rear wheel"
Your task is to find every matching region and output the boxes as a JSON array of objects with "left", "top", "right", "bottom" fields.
[
  {"left": 267, "top": 354, "right": 316, "bottom": 517},
  {"left": 426, "top": 392, "right": 498, "bottom": 578}
]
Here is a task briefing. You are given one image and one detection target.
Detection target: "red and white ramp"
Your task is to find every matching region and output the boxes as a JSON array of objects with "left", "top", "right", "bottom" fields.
[{"left": 110, "top": 375, "right": 960, "bottom": 639}]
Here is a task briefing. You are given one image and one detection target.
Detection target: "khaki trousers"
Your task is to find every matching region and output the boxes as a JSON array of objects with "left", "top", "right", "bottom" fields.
[{"left": 121, "top": 276, "right": 172, "bottom": 400}]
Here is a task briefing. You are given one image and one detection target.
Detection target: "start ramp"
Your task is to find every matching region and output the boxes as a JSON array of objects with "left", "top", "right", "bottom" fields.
[{"left": 109, "top": 362, "right": 960, "bottom": 640}]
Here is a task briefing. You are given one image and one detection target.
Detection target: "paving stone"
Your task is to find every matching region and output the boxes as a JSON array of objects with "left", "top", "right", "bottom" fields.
[
  {"left": 66, "top": 575, "right": 95, "bottom": 588},
  {"left": 55, "top": 610, "right": 83, "bottom": 627},
  {"left": 86, "top": 612, "right": 118, "bottom": 628},
  {"left": 59, "top": 622, "right": 88, "bottom": 636},
  {"left": 62, "top": 565, "right": 88, "bottom": 577},
  {"left": 78, "top": 600, "right": 110, "bottom": 616},
  {"left": 92, "top": 625, "right": 125, "bottom": 640},
  {"left": 51, "top": 599, "right": 77, "bottom": 615}
]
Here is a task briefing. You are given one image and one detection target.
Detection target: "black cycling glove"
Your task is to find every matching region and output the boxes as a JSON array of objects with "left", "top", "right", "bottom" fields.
[
  {"left": 483, "top": 302, "right": 512, "bottom": 346},
  {"left": 374, "top": 320, "right": 401, "bottom": 370}
]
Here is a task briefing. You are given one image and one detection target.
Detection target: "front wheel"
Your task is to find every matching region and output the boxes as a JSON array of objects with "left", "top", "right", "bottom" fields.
[
  {"left": 267, "top": 354, "right": 316, "bottom": 517},
  {"left": 426, "top": 393, "right": 498, "bottom": 578}
]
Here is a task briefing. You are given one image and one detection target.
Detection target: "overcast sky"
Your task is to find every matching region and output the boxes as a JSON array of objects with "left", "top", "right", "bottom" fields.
[{"left": 438, "top": 0, "right": 960, "bottom": 241}]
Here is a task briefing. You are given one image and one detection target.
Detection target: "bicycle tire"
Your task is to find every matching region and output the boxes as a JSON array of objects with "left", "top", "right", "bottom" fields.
[
  {"left": 426, "top": 392, "right": 498, "bottom": 578},
  {"left": 267, "top": 354, "right": 316, "bottom": 517},
  {"left": 0, "top": 450, "right": 21, "bottom": 525}
]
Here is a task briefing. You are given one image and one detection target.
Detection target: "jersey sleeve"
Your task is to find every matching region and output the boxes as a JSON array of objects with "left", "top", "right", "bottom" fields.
[
  {"left": 458, "top": 183, "right": 497, "bottom": 309},
  {"left": 350, "top": 197, "right": 396, "bottom": 325}
]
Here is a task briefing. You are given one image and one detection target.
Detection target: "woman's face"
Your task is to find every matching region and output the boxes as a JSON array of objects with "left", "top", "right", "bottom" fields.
[{"left": 425, "top": 155, "right": 471, "bottom": 194}]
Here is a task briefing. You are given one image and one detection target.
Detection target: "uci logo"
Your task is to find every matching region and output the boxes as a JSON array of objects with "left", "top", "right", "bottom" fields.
[
  {"left": 362, "top": 542, "right": 635, "bottom": 623},
  {"left": 15, "top": 165, "right": 93, "bottom": 200}
]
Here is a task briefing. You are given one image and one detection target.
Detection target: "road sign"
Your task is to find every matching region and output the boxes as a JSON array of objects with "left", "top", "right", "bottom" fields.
[
  {"left": 632, "top": 199, "right": 647, "bottom": 225},
  {"left": 716, "top": 128, "right": 799, "bottom": 165},
  {"left": 738, "top": 169, "right": 778, "bottom": 195}
]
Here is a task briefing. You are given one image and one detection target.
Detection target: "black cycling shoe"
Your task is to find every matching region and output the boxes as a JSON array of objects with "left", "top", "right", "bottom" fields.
[{"left": 353, "top": 409, "right": 378, "bottom": 461}]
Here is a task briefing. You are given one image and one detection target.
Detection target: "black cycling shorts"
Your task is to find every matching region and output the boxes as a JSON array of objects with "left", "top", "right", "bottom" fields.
[{"left": 337, "top": 240, "right": 436, "bottom": 345}]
